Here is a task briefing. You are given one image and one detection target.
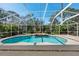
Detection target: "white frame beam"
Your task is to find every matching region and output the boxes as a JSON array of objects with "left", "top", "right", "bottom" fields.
[
  {"left": 0, "top": 14, "right": 16, "bottom": 20},
  {"left": 51, "top": 3, "right": 72, "bottom": 25},
  {"left": 0, "top": 10, "right": 22, "bottom": 21},
  {"left": 77, "top": 23, "right": 79, "bottom": 36},
  {"left": 60, "top": 13, "right": 79, "bottom": 25},
  {"left": 64, "top": 11, "right": 78, "bottom": 14},
  {"left": 41, "top": 3, "right": 48, "bottom": 33},
  {"left": 43, "top": 3, "right": 48, "bottom": 20}
]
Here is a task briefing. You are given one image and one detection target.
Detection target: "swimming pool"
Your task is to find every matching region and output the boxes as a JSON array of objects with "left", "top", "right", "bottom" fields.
[{"left": 1, "top": 35, "right": 67, "bottom": 45}]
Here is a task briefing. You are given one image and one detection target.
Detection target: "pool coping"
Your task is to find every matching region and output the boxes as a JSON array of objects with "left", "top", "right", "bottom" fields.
[
  {"left": 0, "top": 34, "right": 79, "bottom": 46},
  {"left": 0, "top": 34, "right": 79, "bottom": 50},
  {"left": 0, "top": 34, "right": 64, "bottom": 45}
]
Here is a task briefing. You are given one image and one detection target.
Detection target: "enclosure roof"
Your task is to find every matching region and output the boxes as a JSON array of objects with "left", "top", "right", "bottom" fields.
[{"left": 0, "top": 3, "right": 79, "bottom": 24}]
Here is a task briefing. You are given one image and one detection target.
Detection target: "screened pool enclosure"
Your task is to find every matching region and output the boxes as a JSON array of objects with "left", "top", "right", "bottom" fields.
[{"left": 0, "top": 3, "right": 79, "bottom": 38}]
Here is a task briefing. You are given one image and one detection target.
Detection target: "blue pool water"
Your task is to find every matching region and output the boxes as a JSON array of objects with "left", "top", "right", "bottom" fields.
[{"left": 1, "top": 35, "right": 67, "bottom": 45}]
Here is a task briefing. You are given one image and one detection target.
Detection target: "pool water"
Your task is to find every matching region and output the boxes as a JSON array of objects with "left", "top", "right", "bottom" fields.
[{"left": 1, "top": 35, "right": 67, "bottom": 45}]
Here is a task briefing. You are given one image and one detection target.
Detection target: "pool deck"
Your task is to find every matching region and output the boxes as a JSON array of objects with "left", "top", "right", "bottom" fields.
[
  {"left": 0, "top": 34, "right": 79, "bottom": 56},
  {"left": 0, "top": 50, "right": 79, "bottom": 56},
  {"left": 0, "top": 34, "right": 79, "bottom": 44},
  {"left": 54, "top": 35, "right": 79, "bottom": 45},
  {"left": 0, "top": 34, "right": 79, "bottom": 45}
]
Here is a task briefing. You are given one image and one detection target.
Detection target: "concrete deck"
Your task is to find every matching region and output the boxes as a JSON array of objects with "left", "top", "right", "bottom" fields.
[
  {"left": 55, "top": 35, "right": 79, "bottom": 45},
  {"left": 0, "top": 50, "right": 79, "bottom": 56},
  {"left": 0, "top": 35, "right": 79, "bottom": 56},
  {"left": 0, "top": 45, "right": 79, "bottom": 56}
]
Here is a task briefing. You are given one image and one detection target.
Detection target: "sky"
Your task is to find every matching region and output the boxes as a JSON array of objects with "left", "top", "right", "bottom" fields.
[
  {"left": 0, "top": 3, "right": 29, "bottom": 16},
  {"left": 0, "top": 3, "right": 79, "bottom": 24}
]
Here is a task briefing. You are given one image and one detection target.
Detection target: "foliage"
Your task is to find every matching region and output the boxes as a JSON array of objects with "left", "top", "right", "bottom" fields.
[{"left": 0, "top": 7, "right": 79, "bottom": 38}]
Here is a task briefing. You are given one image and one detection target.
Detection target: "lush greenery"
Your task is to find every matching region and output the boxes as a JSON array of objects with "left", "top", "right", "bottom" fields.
[{"left": 0, "top": 7, "right": 79, "bottom": 38}]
